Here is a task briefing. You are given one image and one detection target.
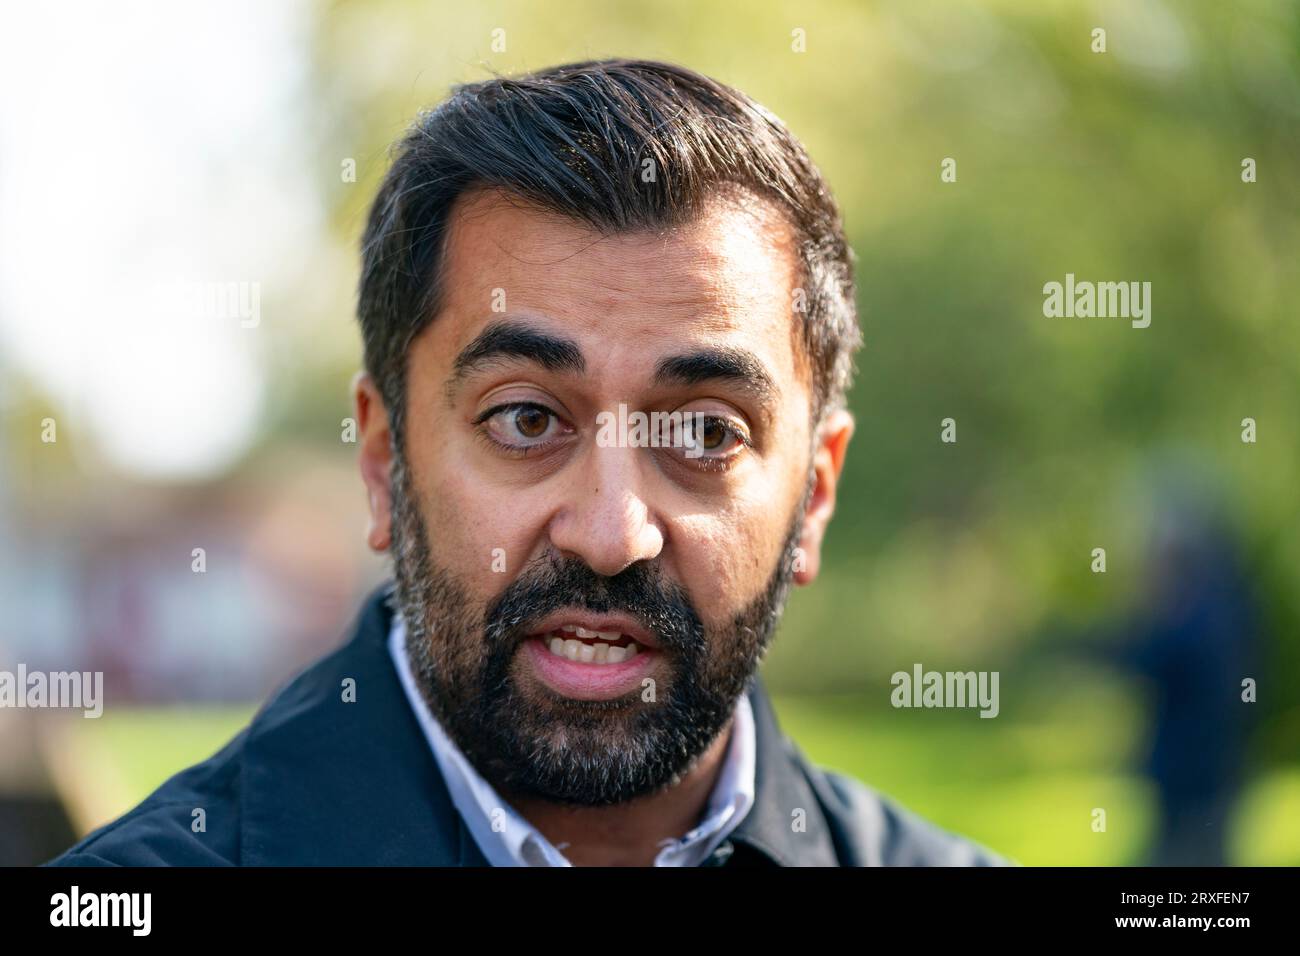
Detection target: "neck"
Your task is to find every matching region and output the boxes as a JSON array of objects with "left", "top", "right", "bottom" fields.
[{"left": 503, "top": 714, "right": 736, "bottom": 866}]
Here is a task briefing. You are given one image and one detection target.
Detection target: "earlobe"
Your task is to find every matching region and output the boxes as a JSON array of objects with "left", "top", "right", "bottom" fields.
[
  {"left": 792, "top": 538, "right": 821, "bottom": 586},
  {"left": 367, "top": 498, "right": 392, "bottom": 552},
  {"left": 353, "top": 371, "right": 395, "bottom": 553}
]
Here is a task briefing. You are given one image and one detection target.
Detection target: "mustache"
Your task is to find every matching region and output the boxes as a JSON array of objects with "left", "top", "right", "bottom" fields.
[{"left": 483, "top": 552, "right": 706, "bottom": 655}]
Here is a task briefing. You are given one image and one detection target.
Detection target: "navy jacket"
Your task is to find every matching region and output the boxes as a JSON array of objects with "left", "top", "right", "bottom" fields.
[{"left": 47, "top": 585, "right": 1009, "bottom": 867}]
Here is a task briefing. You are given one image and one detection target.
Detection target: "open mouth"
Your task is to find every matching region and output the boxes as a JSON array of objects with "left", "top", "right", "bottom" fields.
[
  {"left": 538, "top": 624, "right": 643, "bottom": 665},
  {"left": 522, "top": 614, "right": 661, "bottom": 700}
]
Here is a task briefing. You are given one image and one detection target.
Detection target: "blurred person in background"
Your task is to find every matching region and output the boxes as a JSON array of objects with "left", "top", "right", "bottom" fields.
[{"left": 1122, "top": 496, "right": 1260, "bottom": 866}]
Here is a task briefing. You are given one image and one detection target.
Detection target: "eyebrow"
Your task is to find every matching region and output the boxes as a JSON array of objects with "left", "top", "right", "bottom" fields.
[
  {"left": 653, "top": 347, "right": 779, "bottom": 415},
  {"left": 447, "top": 320, "right": 586, "bottom": 400}
]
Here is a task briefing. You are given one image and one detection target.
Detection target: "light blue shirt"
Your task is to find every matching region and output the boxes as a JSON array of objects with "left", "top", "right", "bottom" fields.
[{"left": 388, "top": 610, "right": 755, "bottom": 866}]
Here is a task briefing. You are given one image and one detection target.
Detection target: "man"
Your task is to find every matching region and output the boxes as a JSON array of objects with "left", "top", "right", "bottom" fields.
[{"left": 48, "top": 59, "right": 1006, "bottom": 867}]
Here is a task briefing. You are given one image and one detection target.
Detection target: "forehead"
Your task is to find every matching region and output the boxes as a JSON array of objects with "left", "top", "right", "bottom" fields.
[{"left": 427, "top": 187, "right": 809, "bottom": 390}]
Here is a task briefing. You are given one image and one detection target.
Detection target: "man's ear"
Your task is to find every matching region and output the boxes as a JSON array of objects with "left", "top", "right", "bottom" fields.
[
  {"left": 353, "top": 370, "right": 394, "bottom": 552},
  {"left": 794, "top": 407, "right": 854, "bottom": 586}
]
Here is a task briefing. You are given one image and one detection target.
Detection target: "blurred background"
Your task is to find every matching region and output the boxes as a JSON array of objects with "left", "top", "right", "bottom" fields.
[{"left": 1, "top": 0, "right": 1296, "bottom": 866}]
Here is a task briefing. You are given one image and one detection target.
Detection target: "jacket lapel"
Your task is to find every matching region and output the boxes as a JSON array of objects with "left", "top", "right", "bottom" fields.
[
  {"left": 241, "top": 583, "right": 472, "bottom": 865},
  {"left": 726, "top": 674, "right": 841, "bottom": 866}
]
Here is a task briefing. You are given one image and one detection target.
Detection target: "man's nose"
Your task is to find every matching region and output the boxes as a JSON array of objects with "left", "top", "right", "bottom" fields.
[{"left": 546, "top": 445, "right": 664, "bottom": 578}]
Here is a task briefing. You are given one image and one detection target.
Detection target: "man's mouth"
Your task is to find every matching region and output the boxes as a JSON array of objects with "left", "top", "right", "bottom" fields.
[
  {"left": 539, "top": 624, "right": 642, "bottom": 664},
  {"left": 520, "top": 611, "right": 662, "bottom": 700}
]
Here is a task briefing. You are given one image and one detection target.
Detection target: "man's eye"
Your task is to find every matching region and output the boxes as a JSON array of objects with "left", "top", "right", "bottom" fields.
[
  {"left": 699, "top": 418, "right": 738, "bottom": 452},
  {"left": 670, "top": 415, "right": 749, "bottom": 460},
  {"left": 478, "top": 402, "right": 566, "bottom": 448}
]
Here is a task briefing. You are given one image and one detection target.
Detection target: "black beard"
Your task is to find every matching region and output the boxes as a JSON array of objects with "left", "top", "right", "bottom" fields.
[{"left": 388, "top": 447, "right": 809, "bottom": 808}]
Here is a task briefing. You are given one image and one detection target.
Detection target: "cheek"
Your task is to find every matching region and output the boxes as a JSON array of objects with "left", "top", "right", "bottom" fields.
[
  {"left": 673, "top": 500, "right": 790, "bottom": 622},
  {"left": 409, "top": 439, "right": 541, "bottom": 589},
  {"left": 665, "top": 426, "right": 812, "bottom": 622}
]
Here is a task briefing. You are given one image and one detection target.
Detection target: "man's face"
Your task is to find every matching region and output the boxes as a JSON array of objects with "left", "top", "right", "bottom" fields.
[{"left": 358, "top": 187, "right": 851, "bottom": 806}]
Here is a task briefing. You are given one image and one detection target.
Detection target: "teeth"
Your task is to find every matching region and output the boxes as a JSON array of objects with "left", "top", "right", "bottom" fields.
[{"left": 544, "top": 634, "right": 642, "bottom": 664}]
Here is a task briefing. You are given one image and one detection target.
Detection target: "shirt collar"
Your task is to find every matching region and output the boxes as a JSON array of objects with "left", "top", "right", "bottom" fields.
[{"left": 388, "top": 607, "right": 755, "bottom": 866}]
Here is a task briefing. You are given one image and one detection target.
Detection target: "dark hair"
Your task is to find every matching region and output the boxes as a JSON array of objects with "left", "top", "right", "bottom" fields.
[{"left": 357, "top": 57, "right": 860, "bottom": 447}]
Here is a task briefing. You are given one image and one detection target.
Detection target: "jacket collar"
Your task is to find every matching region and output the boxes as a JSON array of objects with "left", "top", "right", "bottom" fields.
[{"left": 241, "top": 583, "right": 838, "bottom": 866}]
